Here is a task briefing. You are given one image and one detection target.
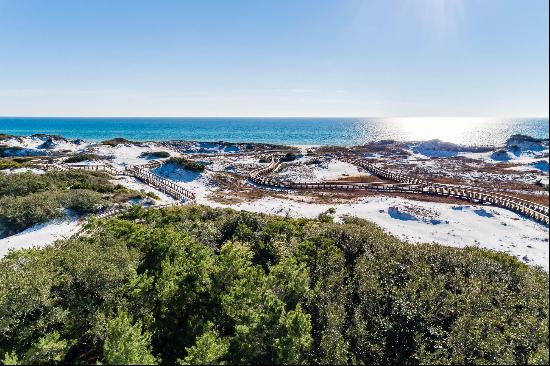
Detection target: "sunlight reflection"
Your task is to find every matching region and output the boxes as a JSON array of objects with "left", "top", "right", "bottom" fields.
[{"left": 380, "top": 117, "right": 498, "bottom": 145}]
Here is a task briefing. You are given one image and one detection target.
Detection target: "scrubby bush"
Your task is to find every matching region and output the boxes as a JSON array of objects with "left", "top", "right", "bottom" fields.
[
  {"left": 0, "top": 205, "right": 546, "bottom": 365},
  {"left": 0, "top": 160, "right": 23, "bottom": 170},
  {"left": 166, "top": 157, "right": 205, "bottom": 172},
  {"left": 0, "top": 171, "right": 140, "bottom": 234},
  {"left": 12, "top": 157, "right": 33, "bottom": 164},
  {"left": 145, "top": 191, "right": 160, "bottom": 200},
  {"left": 0, "top": 170, "right": 117, "bottom": 197},
  {"left": 102, "top": 137, "right": 133, "bottom": 146},
  {"left": 64, "top": 153, "right": 102, "bottom": 163},
  {"left": 59, "top": 190, "right": 110, "bottom": 214},
  {"left": 0, "top": 192, "right": 63, "bottom": 234},
  {"left": 280, "top": 152, "right": 297, "bottom": 162},
  {"left": 103, "top": 311, "right": 157, "bottom": 365},
  {"left": 140, "top": 151, "right": 170, "bottom": 159}
]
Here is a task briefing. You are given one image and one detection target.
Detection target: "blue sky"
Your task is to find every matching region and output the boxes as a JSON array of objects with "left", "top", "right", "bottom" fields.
[{"left": 0, "top": 0, "right": 548, "bottom": 117}]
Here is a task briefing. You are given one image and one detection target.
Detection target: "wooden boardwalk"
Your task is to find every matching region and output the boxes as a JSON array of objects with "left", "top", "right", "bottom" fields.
[
  {"left": 342, "top": 157, "right": 549, "bottom": 224},
  {"left": 248, "top": 155, "right": 549, "bottom": 225},
  {"left": 42, "top": 161, "right": 195, "bottom": 203},
  {"left": 126, "top": 166, "right": 195, "bottom": 202}
]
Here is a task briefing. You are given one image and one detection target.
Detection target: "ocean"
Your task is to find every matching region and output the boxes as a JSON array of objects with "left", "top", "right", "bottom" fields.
[{"left": 0, "top": 117, "right": 547, "bottom": 146}]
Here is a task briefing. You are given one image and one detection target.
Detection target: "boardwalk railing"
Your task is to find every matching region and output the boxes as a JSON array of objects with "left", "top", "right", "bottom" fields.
[
  {"left": 127, "top": 166, "right": 196, "bottom": 202},
  {"left": 42, "top": 160, "right": 194, "bottom": 203},
  {"left": 248, "top": 156, "right": 433, "bottom": 192},
  {"left": 341, "top": 157, "right": 549, "bottom": 224},
  {"left": 248, "top": 155, "right": 549, "bottom": 225}
]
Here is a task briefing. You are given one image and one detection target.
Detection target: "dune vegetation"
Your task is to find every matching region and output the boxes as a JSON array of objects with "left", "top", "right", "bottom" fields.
[
  {"left": 0, "top": 171, "right": 145, "bottom": 236},
  {"left": 166, "top": 157, "right": 206, "bottom": 172},
  {"left": 140, "top": 151, "right": 171, "bottom": 159},
  {"left": 64, "top": 153, "right": 103, "bottom": 164},
  {"left": 0, "top": 204, "right": 547, "bottom": 365}
]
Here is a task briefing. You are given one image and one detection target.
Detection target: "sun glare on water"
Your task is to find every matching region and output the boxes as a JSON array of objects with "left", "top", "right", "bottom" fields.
[{"left": 383, "top": 117, "right": 497, "bottom": 144}]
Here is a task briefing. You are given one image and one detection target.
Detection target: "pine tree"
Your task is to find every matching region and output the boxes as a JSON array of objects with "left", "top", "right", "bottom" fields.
[{"left": 103, "top": 311, "right": 157, "bottom": 365}]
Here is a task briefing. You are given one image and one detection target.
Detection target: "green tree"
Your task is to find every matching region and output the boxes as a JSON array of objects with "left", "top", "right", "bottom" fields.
[
  {"left": 20, "top": 332, "right": 69, "bottom": 365},
  {"left": 1, "top": 352, "right": 19, "bottom": 365},
  {"left": 103, "top": 311, "right": 156, "bottom": 365},
  {"left": 179, "top": 325, "right": 229, "bottom": 365}
]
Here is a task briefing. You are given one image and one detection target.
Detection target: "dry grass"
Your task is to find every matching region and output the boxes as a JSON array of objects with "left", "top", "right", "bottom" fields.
[
  {"left": 326, "top": 175, "right": 388, "bottom": 184},
  {"left": 207, "top": 171, "right": 289, "bottom": 204},
  {"left": 511, "top": 193, "right": 549, "bottom": 206}
]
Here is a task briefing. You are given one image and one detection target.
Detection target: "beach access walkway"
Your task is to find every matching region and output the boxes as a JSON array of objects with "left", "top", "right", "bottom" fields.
[
  {"left": 248, "top": 155, "right": 549, "bottom": 225},
  {"left": 41, "top": 160, "right": 196, "bottom": 203}
]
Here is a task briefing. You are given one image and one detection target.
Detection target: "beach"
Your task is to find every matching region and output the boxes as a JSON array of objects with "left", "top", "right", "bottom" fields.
[{"left": 1, "top": 132, "right": 548, "bottom": 269}]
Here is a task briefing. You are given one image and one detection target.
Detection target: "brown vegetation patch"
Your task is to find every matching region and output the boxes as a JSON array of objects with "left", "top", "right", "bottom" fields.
[
  {"left": 509, "top": 193, "right": 549, "bottom": 206},
  {"left": 207, "top": 172, "right": 281, "bottom": 204},
  {"left": 327, "top": 175, "right": 387, "bottom": 184},
  {"left": 101, "top": 137, "right": 135, "bottom": 146}
]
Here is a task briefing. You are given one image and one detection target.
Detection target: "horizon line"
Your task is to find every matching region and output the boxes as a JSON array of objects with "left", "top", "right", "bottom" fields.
[{"left": 1, "top": 115, "right": 548, "bottom": 119}]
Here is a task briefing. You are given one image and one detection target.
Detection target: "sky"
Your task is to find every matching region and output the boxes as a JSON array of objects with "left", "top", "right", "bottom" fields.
[{"left": 0, "top": 0, "right": 548, "bottom": 117}]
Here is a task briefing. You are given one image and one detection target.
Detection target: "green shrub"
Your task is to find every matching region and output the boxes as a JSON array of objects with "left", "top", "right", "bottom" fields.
[
  {"left": 0, "top": 205, "right": 546, "bottom": 365},
  {"left": 59, "top": 190, "right": 110, "bottom": 214},
  {"left": 0, "top": 170, "right": 117, "bottom": 198},
  {"left": 101, "top": 137, "right": 133, "bottom": 146},
  {"left": 103, "top": 311, "right": 156, "bottom": 365},
  {"left": 145, "top": 191, "right": 160, "bottom": 200},
  {"left": 12, "top": 157, "right": 33, "bottom": 164},
  {"left": 0, "top": 171, "right": 50, "bottom": 196},
  {"left": 64, "top": 153, "right": 102, "bottom": 163},
  {"left": 0, "top": 171, "right": 140, "bottom": 234},
  {"left": 140, "top": 151, "right": 170, "bottom": 159},
  {"left": 166, "top": 157, "right": 205, "bottom": 172},
  {"left": 0, "top": 192, "right": 63, "bottom": 234},
  {"left": 0, "top": 160, "right": 23, "bottom": 170}
]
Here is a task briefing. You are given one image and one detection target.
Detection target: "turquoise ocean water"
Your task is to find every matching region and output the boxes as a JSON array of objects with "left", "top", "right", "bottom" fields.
[{"left": 0, "top": 117, "right": 547, "bottom": 146}]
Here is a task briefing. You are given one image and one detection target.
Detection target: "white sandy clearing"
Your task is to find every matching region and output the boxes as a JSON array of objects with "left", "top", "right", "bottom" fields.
[
  {"left": 219, "top": 195, "right": 549, "bottom": 271},
  {"left": 152, "top": 163, "right": 218, "bottom": 201},
  {"left": 204, "top": 154, "right": 259, "bottom": 174},
  {"left": 277, "top": 157, "right": 368, "bottom": 182},
  {"left": 87, "top": 143, "right": 157, "bottom": 167},
  {"left": 0, "top": 218, "right": 82, "bottom": 258},
  {"left": 112, "top": 176, "right": 177, "bottom": 204}
]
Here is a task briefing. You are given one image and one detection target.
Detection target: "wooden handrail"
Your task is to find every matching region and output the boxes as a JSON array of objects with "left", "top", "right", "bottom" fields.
[{"left": 248, "top": 155, "right": 549, "bottom": 225}]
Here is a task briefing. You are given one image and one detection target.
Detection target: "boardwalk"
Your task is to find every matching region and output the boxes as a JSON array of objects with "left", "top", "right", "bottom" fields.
[
  {"left": 248, "top": 155, "right": 550, "bottom": 225},
  {"left": 42, "top": 161, "right": 195, "bottom": 203},
  {"left": 126, "top": 166, "right": 195, "bottom": 202},
  {"left": 342, "top": 157, "right": 549, "bottom": 224}
]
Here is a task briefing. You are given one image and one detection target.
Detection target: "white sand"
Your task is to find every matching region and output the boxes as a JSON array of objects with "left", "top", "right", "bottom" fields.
[
  {"left": 276, "top": 157, "right": 369, "bottom": 182},
  {"left": 1, "top": 136, "right": 548, "bottom": 270},
  {"left": 112, "top": 175, "right": 177, "bottom": 204},
  {"left": 222, "top": 195, "right": 549, "bottom": 270},
  {"left": 0, "top": 218, "right": 82, "bottom": 257}
]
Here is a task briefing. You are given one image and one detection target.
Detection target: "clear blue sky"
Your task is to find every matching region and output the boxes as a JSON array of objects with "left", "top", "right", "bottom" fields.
[{"left": 0, "top": 0, "right": 548, "bottom": 117}]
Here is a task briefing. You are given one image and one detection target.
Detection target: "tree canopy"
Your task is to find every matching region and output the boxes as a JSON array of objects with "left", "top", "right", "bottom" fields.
[{"left": 0, "top": 205, "right": 547, "bottom": 364}]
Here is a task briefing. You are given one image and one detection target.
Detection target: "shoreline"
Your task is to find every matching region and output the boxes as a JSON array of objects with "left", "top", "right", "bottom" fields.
[{"left": 2, "top": 132, "right": 549, "bottom": 149}]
